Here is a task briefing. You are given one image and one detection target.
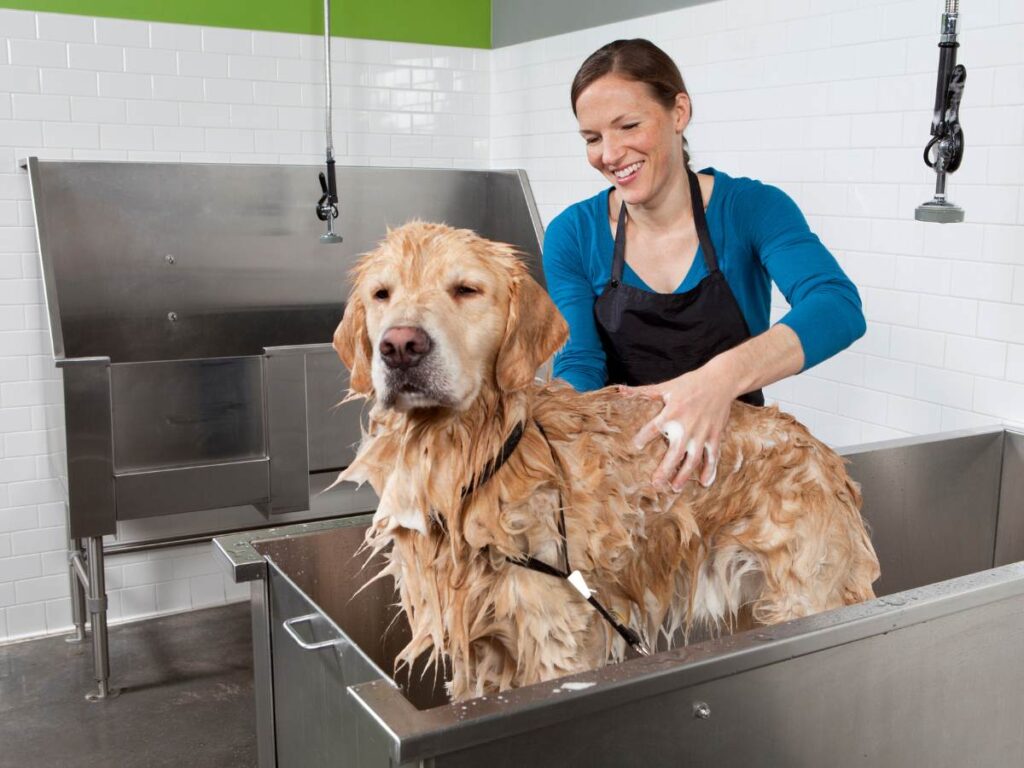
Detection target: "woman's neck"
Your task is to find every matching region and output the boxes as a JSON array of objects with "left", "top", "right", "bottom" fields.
[{"left": 617, "top": 165, "right": 692, "bottom": 234}]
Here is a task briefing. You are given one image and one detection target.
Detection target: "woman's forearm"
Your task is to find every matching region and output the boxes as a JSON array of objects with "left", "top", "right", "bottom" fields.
[{"left": 706, "top": 323, "right": 805, "bottom": 399}]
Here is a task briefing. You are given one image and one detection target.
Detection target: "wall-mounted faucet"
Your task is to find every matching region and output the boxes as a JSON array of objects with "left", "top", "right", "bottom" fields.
[
  {"left": 317, "top": 161, "right": 341, "bottom": 244},
  {"left": 915, "top": 0, "right": 966, "bottom": 224},
  {"left": 317, "top": 0, "right": 343, "bottom": 244}
]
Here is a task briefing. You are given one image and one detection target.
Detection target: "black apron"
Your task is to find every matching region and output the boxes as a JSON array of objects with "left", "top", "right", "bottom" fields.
[{"left": 594, "top": 168, "right": 765, "bottom": 407}]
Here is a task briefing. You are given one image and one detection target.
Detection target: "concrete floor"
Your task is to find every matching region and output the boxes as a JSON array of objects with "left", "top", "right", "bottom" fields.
[{"left": 0, "top": 602, "right": 257, "bottom": 768}]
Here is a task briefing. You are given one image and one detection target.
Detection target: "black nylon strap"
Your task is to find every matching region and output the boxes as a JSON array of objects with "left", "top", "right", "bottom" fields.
[
  {"left": 507, "top": 545, "right": 651, "bottom": 657},
  {"left": 585, "top": 596, "right": 647, "bottom": 653},
  {"left": 508, "top": 554, "right": 566, "bottom": 580},
  {"left": 611, "top": 200, "right": 628, "bottom": 284},
  {"left": 686, "top": 166, "right": 719, "bottom": 273},
  {"left": 460, "top": 421, "right": 525, "bottom": 500}
]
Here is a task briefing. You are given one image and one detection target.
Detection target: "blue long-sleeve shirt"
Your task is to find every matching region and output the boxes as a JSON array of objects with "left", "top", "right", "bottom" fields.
[{"left": 542, "top": 168, "right": 866, "bottom": 392}]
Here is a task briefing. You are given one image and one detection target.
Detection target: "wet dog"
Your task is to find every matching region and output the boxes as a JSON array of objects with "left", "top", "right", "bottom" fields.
[{"left": 333, "top": 221, "right": 880, "bottom": 701}]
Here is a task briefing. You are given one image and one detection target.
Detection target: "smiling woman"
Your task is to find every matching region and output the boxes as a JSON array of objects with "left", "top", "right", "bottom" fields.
[{"left": 543, "top": 38, "right": 867, "bottom": 492}]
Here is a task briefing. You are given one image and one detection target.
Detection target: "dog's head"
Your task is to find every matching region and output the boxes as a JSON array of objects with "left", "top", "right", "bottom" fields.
[{"left": 333, "top": 222, "right": 567, "bottom": 411}]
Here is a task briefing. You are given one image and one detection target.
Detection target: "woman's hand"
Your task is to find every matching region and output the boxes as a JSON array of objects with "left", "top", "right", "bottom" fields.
[{"left": 620, "top": 359, "right": 737, "bottom": 491}]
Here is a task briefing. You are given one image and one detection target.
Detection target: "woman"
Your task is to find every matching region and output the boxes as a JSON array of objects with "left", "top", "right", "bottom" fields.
[{"left": 543, "top": 39, "right": 865, "bottom": 492}]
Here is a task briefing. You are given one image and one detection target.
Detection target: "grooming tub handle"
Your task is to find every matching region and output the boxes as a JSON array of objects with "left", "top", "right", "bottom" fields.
[{"left": 282, "top": 613, "right": 346, "bottom": 651}]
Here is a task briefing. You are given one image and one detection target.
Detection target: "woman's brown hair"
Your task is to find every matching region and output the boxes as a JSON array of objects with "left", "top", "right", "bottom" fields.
[{"left": 570, "top": 39, "right": 692, "bottom": 166}]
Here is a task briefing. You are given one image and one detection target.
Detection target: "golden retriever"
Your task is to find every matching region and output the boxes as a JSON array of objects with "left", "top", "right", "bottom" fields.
[{"left": 333, "top": 221, "right": 880, "bottom": 702}]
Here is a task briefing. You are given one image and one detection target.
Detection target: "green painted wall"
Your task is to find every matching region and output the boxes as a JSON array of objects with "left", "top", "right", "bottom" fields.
[{"left": 0, "top": 0, "right": 491, "bottom": 48}]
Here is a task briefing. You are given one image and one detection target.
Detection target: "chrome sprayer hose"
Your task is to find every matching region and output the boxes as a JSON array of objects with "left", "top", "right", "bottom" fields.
[{"left": 323, "top": 0, "right": 334, "bottom": 162}]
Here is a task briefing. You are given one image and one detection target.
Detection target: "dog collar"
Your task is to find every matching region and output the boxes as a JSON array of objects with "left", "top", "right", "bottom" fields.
[{"left": 460, "top": 420, "right": 525, "bottom": 499}]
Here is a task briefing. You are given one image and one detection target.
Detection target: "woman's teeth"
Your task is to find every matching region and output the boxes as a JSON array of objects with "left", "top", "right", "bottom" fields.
[{"left": 614, "top": 162, "right": 642, "bottom": 179}]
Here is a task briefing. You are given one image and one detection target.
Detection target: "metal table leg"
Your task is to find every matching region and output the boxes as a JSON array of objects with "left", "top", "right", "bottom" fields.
[{"left": 84, "top": 536, "right": 119, "bottom": 702}]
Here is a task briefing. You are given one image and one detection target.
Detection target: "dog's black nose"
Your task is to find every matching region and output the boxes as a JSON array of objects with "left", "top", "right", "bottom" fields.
[{"left": 379, "top": 326, "right": 432, "bottom": 369}]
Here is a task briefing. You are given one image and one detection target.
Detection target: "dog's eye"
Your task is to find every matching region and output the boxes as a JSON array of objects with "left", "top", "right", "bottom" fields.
[
  {"left": 373, "top": 287, "right": 390, "bottom": 301},
  {"left": 453, "top": 284, "right": 479, "bottom": 297}
]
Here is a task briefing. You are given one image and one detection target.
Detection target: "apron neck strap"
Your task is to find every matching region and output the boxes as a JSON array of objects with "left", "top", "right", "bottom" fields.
[
  {"left": 611, "top": 167, "right": 719, "bottom": 284},
  {"left": 687, "top": 167, "right": 719, "bottom": 272},
  {"left": 612, "top": 198, "right": 628, "bottom": 284}
]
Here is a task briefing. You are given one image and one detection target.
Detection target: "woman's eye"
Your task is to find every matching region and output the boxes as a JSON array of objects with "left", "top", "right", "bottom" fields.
[
  {"left": 623, "top": 122, "right": 639, "bottom": 130},
  {"left": 453, "top": 284, "right": 479, "bottom": 297},
  {"left": 584, "top": 136, "right": 599, "bottom": 145},
  {"left": 373, "top": 288, "right": 390, "bottom": 301}
]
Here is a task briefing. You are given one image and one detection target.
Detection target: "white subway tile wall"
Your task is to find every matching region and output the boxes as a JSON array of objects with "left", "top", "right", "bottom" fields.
[
  {"left": 1, "top": 1, "right": 1023, "bottom": 643},
  {"left": 490, "top": 0, "right": 1024, "bottom": 450},
  {"left": 0, "top": 9, "right": 490, "bottom": 643}
]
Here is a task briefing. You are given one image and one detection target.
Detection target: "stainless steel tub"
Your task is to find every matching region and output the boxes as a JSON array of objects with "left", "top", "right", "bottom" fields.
[{"left": 216, "top": 426, "right": 1024, "bottom": 767}]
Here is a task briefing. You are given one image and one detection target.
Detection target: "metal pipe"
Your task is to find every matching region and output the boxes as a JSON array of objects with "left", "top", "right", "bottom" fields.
[
  {"left": 70, "top": 549, "right": 89, "bottom": 589},
  {"left": 85, "top": 536, "right": 119, "bottom": 701},
  {"left": 323, "top": 0, "right": 335, "bottom": 164},
  {"left": 66, "top": 538, "right": 87, "bottom": 644}
]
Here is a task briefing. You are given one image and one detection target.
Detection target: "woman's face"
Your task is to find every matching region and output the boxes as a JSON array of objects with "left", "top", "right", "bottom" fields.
[{"left": 575, "top": 73, "right": 689, "bottom": 208}]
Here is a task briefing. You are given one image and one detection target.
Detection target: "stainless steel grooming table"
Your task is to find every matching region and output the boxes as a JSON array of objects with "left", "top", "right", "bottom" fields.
[
  {"left": 25, "top": 158, "right": 544, "bottom": 700},
  {"left": 217, "top": 426, "right": 1024, "bottom": 767}
]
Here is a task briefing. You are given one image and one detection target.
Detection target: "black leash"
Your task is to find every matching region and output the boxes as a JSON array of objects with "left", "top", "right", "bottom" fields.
[{"left": 460, "top": 418, "right": 651, "bottom": 656}]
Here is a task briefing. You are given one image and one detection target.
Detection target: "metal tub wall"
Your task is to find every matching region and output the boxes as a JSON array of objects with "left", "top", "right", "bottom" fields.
[
  {"left": 28, "top": 157, "right": 545, "bottom": 543},
  {"left": 843, "top": 428, "right": 1021, "bottom": 596},
  {"left": 28, "top": 159, "right": 544, "bottom": 366},
  {"left": 217, "top": 427, "right": 1024, "bottom": 767},
  {"left": 259, "top": 523, "right": 449, "bottom": 768}
]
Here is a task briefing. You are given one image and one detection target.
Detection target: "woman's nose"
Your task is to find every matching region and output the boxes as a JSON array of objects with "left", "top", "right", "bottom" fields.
[{"left": 601, "top": 135, "right": 624, "bottom": 167}]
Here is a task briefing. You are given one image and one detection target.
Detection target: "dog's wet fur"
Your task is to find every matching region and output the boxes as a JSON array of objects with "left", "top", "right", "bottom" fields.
[{"left": 333, "top": 221, "right": 880, "bottom": 702}]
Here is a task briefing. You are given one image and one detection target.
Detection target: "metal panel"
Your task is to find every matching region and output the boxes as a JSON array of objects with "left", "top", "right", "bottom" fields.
[
  {"left": 261, "top": 348, "right": 310, "bottom": 514},
  {"left": 268, "top": 561, "right": 415, "bottom": 768},
  {"left": 842, "top": 430, "right": 1004, "bottom": 595},
  {"left": 482, "top": 170, "right": 546, "bottom": 285},
  {"left": 492, "top": 0, "right": 713, "bottom": 47},
  {"left": 25, "top": 156, "right": 67, "bottom": 360},
  {"left": 250, "top": 575, "right": 277, "bottom": 768},
  {"left": 114, "top": 458, "right": 269, "bottom": 520},
  {"left": 254, "top": 524, "right": 449, "bottom": 711},
  {"left": 110, "top": 357, "right": 265, "bottom": 472},
  {"left": 304, "top": 347, "right": 363, "bottom": 472},
  {"left": 340, "top": 564, "right": 1024, "bottom": 766},
  {"left": 427, "top": 590, "right": 1024, "bottom": 767},
  {"left": 62, "top": 359, "right": 115, "bottom": 539},
  {"left": 995, "top": 431, "right": 1024, "bottom": 567},
  {"left": 28, "top": 160, "right": 544, "bottom": 364},
  {"left": 115, "top": 473, "right": 377, "bottom": 552}
]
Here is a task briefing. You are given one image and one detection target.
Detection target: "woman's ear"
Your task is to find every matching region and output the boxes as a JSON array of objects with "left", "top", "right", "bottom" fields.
[
  {"left": 333, "top": 294, "right": 374, "bottom": 395},
  {"left": 495, "top": 269, "right": 568, "bottom": 392},
  {"left": 674, "top": 91, "right": 691, "bottom": 132}
]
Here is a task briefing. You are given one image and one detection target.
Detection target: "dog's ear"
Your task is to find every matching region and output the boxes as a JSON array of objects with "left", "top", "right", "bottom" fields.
[
  {"left": 333, "top": 294, "right": 374, "bottom": 395},
  {"left": 496, "top": 268, "right": 568, "bottom": 392}
]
